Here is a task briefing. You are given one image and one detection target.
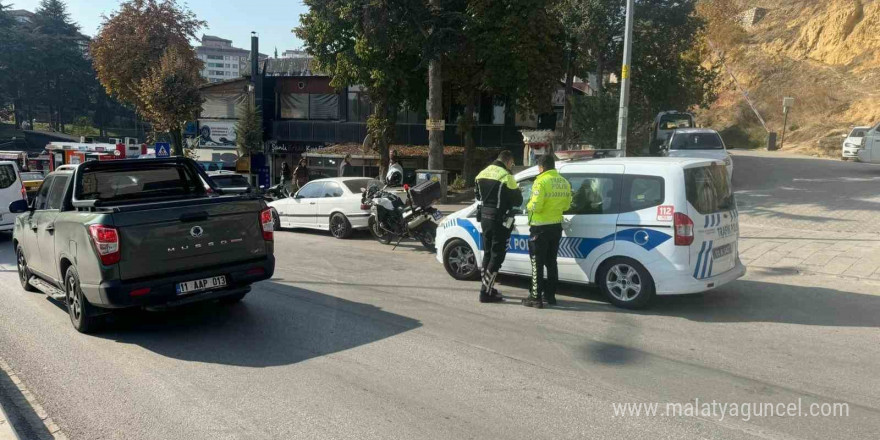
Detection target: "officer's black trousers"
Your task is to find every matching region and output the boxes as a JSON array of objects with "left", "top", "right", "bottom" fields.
[
  {"left": 480, "top": 220, "right": 511, "bottom": 274},
  {"left": 528, "top": 224, "right": 563, "bottom": 300}
]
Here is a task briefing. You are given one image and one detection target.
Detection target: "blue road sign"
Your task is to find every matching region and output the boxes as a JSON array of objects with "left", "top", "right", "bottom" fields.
[{"left": 155, "top": 142, "right": 171, "bottom": 158}]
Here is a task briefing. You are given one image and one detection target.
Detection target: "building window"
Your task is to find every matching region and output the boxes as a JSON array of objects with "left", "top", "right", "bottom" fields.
[
  {"left": 207, "top": 54, "right": 223, "bottom": 60},
  {"left": 281, "top": 93, "right": 339, "bottom": 120},
  {"left": 347, "top": 91, "right": 371, "bottom": 122}
]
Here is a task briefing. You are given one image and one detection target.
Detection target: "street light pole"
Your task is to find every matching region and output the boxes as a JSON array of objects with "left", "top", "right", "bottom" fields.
[{"left": 615, "top": 0, "right": 635, "bottom": 156}]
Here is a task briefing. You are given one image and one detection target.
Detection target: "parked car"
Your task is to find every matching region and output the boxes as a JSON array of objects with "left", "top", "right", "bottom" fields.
[
  {"left": 435, "top": 157, "right": 745, "bottom": 309},
  {"left": 660, "top": 128, "right": 733, "bottom": 179},
  {"left": 10, "top": 157, "right": 275, "bottom": 333},
  {"left": 0, "top": 160, "right": 27, "bottom": 232},
  {"left": 207, "top": 170, "right": 253, "bottom": 194},
  {"left": 20, "top": 171, "right": 45, "bottom": 199},
  {"left": 843, "top": 126, "right": 870, "bottom": 160},
  {"left": 269, "top": 177, "right": 377, "bottom": 239}
]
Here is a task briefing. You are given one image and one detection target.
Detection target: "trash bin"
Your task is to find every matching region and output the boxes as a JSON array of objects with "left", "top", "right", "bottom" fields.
[{"left": 767, "top": 132, "right": 778, "bottom": 151}]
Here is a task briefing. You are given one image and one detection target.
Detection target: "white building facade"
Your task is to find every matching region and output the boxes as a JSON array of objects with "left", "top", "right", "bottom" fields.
[{"left": 195, "top": 35, "right": 252, "bottom": 83}]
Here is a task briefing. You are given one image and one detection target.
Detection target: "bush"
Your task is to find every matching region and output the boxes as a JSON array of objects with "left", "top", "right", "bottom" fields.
[{"left": 450, "top": 175, "right": 467, "bottom": 191}]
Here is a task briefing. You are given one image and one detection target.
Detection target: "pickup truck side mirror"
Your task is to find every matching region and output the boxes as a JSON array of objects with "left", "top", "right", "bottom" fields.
[{"left": 8, "top": 199, "right": 29, "bottom": 214}]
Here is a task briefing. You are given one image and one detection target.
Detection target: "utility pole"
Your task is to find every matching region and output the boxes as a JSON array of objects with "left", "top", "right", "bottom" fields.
[
  {"left": 615, "top": 0, "right": 635, "bottom": 156},
  {"left": 427, "top": 0, "right": 444, "bottom": 171}
]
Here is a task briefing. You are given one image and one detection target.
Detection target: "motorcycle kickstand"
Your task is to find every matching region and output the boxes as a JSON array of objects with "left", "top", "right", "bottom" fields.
[{"left": 392, "top": 235, "right": 405, "bottom": 250}]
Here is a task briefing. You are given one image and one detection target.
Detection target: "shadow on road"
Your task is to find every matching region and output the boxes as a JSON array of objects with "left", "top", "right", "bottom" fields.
[{"left": 95, "top": 281, "right": 422, "bottom": 367}]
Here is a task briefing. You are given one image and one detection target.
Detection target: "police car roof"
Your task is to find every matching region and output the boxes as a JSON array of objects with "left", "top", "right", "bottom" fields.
[
  {"left": 515, "top": 156, "right": 722, "bottom": 179},
  {"left": 667, "top": 128, "right": 719, "bottom": 135}
]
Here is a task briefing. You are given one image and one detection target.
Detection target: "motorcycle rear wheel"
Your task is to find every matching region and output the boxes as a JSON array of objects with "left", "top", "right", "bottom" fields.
[
  {"left": 417, "top": 222, "right": 437, "bottom": 252},
  {"left": 368, "top": 216, "right": 392, "bottom": 244}
]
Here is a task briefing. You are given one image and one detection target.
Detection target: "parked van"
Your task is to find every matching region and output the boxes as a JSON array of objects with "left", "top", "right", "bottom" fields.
[
  {"left": 648, "top": 111, "right": 695, "bottom": 155},
  {"left": 842, "top": 126, "right": 870, "bottom": 160},
  {"left": 0, "top": 160, "right": 27, "bottom": 232},
  {"left": 435, "top": 157, "right": 745, "bottom": 309}
]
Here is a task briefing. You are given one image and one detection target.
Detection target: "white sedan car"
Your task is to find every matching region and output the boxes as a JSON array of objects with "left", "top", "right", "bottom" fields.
[{"left": 269, "top": 177, "right": 377, "bottom": 239}]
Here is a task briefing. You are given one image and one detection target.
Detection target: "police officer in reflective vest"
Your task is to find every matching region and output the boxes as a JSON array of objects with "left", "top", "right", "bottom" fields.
[
  {"left": 475, "top": 150, "right": 522, "bottom": 303},
  {"left": 523, "top": 154, "right": 572, "bottom": 308}
]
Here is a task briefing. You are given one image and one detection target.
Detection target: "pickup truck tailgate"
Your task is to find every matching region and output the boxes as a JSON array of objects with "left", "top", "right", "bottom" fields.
[{"left": 112, "top": 198, "right": 267, "bottom": 281}]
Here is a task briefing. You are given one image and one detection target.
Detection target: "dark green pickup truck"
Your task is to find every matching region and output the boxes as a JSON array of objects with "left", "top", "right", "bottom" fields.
[{"left": 9, "top": 157, "right": 275, "bottom": 333}]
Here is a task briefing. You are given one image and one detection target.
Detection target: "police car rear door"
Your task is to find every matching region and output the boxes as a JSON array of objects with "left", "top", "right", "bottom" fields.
[{"left": 684, "top": 162, "right": 738, "bottom": 280}]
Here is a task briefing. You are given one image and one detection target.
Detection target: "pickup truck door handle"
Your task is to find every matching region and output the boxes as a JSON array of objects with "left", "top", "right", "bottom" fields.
[
  {"left": 44, "top": 224, "right": 55, "bottom": 232},
  {"left": 30, "top": 224, "right": 38, "bottom": 232},
  {"left": 309, "top": 202, "right": 316, "bottom": 205},
  {"left": 180, "top": 211, "right": 209, "bottom": 222}
]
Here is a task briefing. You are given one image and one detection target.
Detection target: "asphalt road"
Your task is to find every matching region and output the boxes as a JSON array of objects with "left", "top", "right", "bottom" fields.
[
  {"left": 730, "top": 150, "right": 880, "bottom": 233},
  {"left": 0, "top": 151, "right": 879, "bottom": 439}
]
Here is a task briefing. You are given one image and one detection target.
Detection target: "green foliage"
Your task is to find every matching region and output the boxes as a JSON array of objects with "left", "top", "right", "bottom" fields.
[
  {"left": 70, "top": 116, "right": 95, "bottom": 136},
  {"left": 136, "top": 47, "right": 204, "bottom": 155},
  {"left": 571, "top": 95, "right": 619, "bottom": 149},
  {"left": 235, "top": 98, "right": 263, "bottom": 157},
  {"left": 450, "top": 175, "right": 467, "bottom": 191}
]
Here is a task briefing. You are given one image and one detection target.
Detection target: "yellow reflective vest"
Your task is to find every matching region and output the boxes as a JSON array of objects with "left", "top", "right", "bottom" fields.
[{"left": 527, "top": 170, "right": 572, "bottom": 226}]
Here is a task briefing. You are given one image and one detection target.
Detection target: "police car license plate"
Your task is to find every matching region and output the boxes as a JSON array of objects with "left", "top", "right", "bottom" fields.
[
  {"left": 712, "top": 244, "right": 732, "bottom": 259},
  {"left": 432, "top": 210, "right": 443, "bottom": 221},
  {"left": 176, "top": 276, "right": 227, "bottom": 295}
]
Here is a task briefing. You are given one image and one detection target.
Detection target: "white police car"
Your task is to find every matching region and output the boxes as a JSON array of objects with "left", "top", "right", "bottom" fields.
[{"left": 436, "top": 157, "right": 746, "bottom": 308}]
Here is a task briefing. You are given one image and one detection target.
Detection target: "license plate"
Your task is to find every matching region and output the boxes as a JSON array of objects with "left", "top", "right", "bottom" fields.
[
  {"left": 176, "top": 276, "right": 227, "bottom": 295},
  {"left": 712, "top": 244, "right": 732, "bottom": 259},
  {"left": 431, "top": 210, "right": 443, "bottom": 221}
]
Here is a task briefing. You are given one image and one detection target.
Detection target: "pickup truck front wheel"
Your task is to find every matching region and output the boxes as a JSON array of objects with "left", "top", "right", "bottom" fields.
[
  {"left": 16, "top": 245, "right": 37, "bottom": 292},
  {"left": 65, "top": 266, "right": 99, "bottom": 334}
]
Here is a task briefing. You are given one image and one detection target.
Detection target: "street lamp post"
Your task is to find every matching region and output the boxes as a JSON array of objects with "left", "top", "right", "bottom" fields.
[{"left": 615, "top": 0, "right": 636, "bottom": 156}]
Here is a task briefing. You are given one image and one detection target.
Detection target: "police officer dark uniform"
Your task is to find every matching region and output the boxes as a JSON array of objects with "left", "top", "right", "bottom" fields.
[
  {"left": 475, "top": 150, "right": 522, "bottom": 303},
  {"left": 523, "top": 154, "right": 571, "bottom": 308}
]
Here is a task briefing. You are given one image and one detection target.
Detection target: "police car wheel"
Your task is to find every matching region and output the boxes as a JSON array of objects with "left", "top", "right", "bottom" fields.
[
  {"left": 598, "top": 257, "right": 655, "bottom": 309},
  {"left": 443, "top": 239, "right": 480, "bottom": 281}
]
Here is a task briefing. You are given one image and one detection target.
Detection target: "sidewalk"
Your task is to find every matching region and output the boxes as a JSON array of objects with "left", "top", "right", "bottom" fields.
[{"left": 739, "top": 224, "right": 880, "bottom": 280}]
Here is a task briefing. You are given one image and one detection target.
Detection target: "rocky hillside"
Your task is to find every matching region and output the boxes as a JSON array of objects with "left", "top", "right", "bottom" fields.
[{"left": 697, "top": 0, "right": 880, "bottom": 156}]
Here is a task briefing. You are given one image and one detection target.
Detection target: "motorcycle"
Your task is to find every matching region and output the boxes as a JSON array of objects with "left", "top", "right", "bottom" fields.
[{"left": 361, "top": 181, "right": 443, "bottom": 252}]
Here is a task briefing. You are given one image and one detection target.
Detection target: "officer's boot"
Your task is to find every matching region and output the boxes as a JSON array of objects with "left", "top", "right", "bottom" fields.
[{"left": 480, "top": 271, "right": 503, "bottom": 303}]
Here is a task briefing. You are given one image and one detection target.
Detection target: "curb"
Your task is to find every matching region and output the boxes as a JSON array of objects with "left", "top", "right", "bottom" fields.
[{"left": 0, "top": 358, "right": 66, "bottom": 440}]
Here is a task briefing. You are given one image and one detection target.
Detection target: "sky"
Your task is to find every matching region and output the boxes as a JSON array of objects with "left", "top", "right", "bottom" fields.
[{"left": 11, "top": 0, "right": 308, "bottom": 55}]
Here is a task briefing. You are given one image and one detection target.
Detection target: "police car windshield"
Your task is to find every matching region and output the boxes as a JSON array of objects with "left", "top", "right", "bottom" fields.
[{"left": 671, "top": 133, "right": 724, "bottom": 150}]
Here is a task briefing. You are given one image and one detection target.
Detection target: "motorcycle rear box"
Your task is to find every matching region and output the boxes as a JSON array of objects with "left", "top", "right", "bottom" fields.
[{"left": 409, "top": 180, "right": 442, "bottom": 208}]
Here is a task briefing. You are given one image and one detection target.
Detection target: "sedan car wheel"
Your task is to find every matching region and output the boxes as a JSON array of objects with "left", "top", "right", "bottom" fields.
[{"left": 329, "top": 213, "right": 352, "bottom": 239}]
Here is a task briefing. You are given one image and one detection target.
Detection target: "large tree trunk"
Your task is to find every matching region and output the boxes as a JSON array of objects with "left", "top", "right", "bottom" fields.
[
  {"left": 595, "top": 49, "right": 605, "bottom": 97},
  {"left": 461, "top": 92, "right": 478, "bottom": 185},
  {"left": 561, "top": 47, "right": 575, "bottom": 150},
  {"left": 427, "top": 0, "right": 444, "bottom": 171}
]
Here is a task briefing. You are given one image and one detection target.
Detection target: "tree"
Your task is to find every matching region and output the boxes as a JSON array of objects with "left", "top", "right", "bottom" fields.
[
  {"left": 136, "top": 47, "right": 204, "bottom": 155},
  {"left": 296, "top": 0, "right": 426, "bottom": 180},
  {"left": 91, "top": 0, "right": 205, "bottom": 116},
  {"left": 447, "top": 0, "right": 565, "bottom": 181},
  {"left": 235, "top": 97, "right": 263, "bottom": 159}
]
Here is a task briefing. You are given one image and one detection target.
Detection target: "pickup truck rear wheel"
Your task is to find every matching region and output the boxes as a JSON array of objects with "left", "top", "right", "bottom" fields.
[
  {"left": 16, "top": 245, "right": 37, "bottom": 292},
  {"left": 65, "top": 266, "right": 99, "bottom": 334}
]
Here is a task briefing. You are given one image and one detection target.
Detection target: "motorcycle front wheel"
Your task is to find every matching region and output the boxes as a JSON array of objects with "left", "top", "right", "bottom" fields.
[{"left": 368, "top": 216, "right": 392, "bottom": 244}]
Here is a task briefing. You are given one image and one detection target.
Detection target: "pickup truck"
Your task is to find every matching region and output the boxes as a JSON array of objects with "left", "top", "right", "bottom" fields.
[{"left": 8, "top": 157, "right": 275, "bottom": 333}]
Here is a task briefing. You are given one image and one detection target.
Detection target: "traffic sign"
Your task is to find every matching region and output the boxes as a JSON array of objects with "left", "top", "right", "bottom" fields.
[{"left": 155, "top": 142, "right": 171, "bottom": 158}]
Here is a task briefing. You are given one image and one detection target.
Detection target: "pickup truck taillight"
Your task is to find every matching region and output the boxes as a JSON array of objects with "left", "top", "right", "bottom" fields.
[
  {"left": 260, "top": 208, "right": 274, "bottom": 241},
  {"left": 88, "top": 225, "right": 121, "bottom": 265}
]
